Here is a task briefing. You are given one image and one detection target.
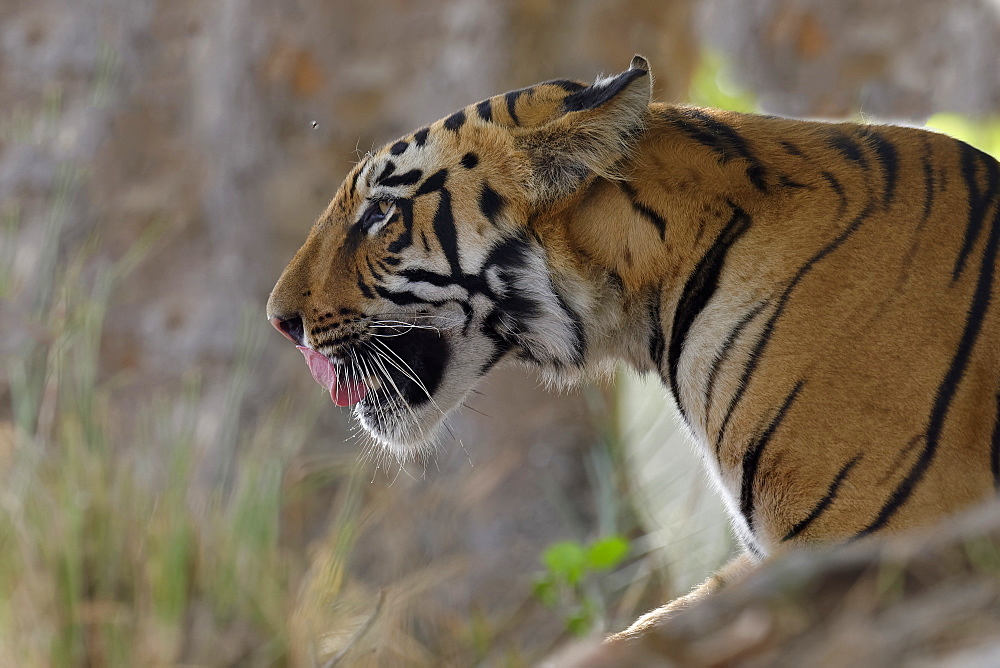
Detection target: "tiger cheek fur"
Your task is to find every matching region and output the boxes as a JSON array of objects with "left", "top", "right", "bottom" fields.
[{"left": 269, "top": 56, "right": 1000, "bottom": 638}]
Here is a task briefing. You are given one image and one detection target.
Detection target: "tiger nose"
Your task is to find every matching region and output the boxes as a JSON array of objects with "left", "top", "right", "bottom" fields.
[{"left": 269, "top": 313, "right": 305, "bottom": 346}]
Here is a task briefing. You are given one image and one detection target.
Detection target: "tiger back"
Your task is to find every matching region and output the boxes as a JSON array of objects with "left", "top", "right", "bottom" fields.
[{"left": 267, "top": 56, "right": 1000, "bottom": 638}]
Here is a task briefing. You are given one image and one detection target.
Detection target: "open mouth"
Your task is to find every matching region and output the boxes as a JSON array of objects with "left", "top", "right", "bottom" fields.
[{"left": 298, "top": 328, "right": 450, "bottom": 413}]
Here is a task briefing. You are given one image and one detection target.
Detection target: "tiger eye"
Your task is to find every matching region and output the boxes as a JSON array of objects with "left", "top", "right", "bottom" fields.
[{"left": 378, "top": 200, "right": 391, "bottom": 215}]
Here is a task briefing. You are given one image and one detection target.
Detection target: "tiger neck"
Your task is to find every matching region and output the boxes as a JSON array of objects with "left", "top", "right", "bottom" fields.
[{"left": 534, "top": 108, "right": 773, "bottom": 376}]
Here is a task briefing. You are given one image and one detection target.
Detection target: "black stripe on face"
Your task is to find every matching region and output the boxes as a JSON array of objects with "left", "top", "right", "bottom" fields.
[
  {"left": 741, "top": 380, "right": 804, "bottom": 533},
  {"left": 562, "top": 69, "right": 647, "bottom": 112},
  {"left": 476, "top": 99, "right": 493, "bottom": 122},
  {"left": 953, "top": 143, "right": 999, "bottom": 282},
  {"left": 858, "top": 198, "right": 1000, "bottom": 537},
  {"left": 390, "top": 141, "right": 408, "bottom": 156},
  {"left": 992, "top": 392, "right": 1000, "bottom": 490},
  {"left": 783, "top": 454, "right": 861, "bottom": 541},
  {"left": 415, "top": 169, "right": 448, "bottom": 197},
  {"left": 827, "top": 131, "right": 867, "bottom": 168},
  {"left": 717, "top": 198, "right": 877, "bottom": 452},
  {"left": 857, "top": 127, "right": 898, "bottom": 209},
  {"left": 386, "top": 198, "right": 414, "bottom": 254},
  {"left": 432, "top": 188, "right": 462, "bottom": 277},
  {"left": 479, "top": 183, "right": 505, "bottom": 224},
  {"left": 414, "top": 127, "right": 430, "bottom": 146},
  {"left": 376, "top": 161, "right": 396, "bottom": 183},
  {"left": 668, "top": 204, "right": 751, "bottom": 417},
  {"left": 461, "top": 152, "right": 479, "bottom": 169},
  {"left": 704, "top": 301, "right": 768, "bottom": 421},
  {"left": 620, "top": 182, "right": 667, "bottom": 240},
  {"left": 444, "top": 110, "right": 466, "bottom": 132},
  {"left": 379, "top": 169, "right": 422, "bottom": 188},
  {"left": 356, "top": 270, "right": 374, "bottom": 298}
]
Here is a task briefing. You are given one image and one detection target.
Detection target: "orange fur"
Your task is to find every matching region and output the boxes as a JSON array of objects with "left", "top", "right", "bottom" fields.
[{"left": 268, "top": 57, "right": 1000, "bottom": 638}]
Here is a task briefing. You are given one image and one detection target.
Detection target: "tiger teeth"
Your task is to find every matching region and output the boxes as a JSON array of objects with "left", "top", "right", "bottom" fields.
[{"left": 366, "top": 376, "right": 382, "bottom": 391}]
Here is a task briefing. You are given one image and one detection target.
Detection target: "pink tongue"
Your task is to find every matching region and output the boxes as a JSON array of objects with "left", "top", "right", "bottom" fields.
[{"left": 296, "top": 346, "right": 367, "bottom": 407}]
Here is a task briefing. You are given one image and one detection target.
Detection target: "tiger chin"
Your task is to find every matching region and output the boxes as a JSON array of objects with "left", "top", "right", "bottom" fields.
[{"left": 268, "top": 56, "right": 1000, "bottom": 640}]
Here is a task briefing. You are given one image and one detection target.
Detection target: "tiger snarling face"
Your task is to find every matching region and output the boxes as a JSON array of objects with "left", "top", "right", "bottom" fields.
[{"left": 267, "top": 58, "right": 652, "bottom": 458}]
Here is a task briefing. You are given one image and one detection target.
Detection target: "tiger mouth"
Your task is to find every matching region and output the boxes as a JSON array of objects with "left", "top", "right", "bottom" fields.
[
  {"left": 300, "top": 327, "right": 450, "bottom": 417},
  {"left": 357, "top": 326, "right": 450, "bottom": 411}
]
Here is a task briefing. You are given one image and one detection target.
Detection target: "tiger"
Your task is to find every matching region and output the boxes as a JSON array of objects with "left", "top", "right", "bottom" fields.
[{"left": 267, "top": 55, "right": 1000, "bottom": 640}]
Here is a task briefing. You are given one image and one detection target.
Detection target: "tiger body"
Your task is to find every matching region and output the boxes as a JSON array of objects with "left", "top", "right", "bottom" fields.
[{"left": 268, "top": 57, "right": 1000, "bottom": 637}]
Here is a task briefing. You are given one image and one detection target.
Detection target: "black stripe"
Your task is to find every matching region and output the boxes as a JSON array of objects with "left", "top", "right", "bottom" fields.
[
  {"left": 444, "top": 110, "right": 466, "bottom": 132},
  {"left": 432, "top": 188, "right": 462, "bottom": 277},
  {"left": 819, "top": 170, "right": 847, "bottom": 220},
  {"left": 920, "top": 139, "right": 935, "bottom": 226},
  {"left": 779, "top": 175, "right": 807, "bottom": 189},
  {"left": 373, "top": 284, "right": 426, "bottom": 307},
  {"left": 553, "top": 288, "right": 586, "bottom": 365},
  {"left": 380, "top": 169, "right": 422, "bottom": 188},
  {"left": 668, "top": 109, "right": 768, "bottom": 192},
  {"left": 704, "top": 301, "right": 767, "bottom": 422},
  {"left": 953, "top": 143, "right": 999, "bottom": 282},
  {"left": 562, "top": 68, "right": 648, "bottom": 112},
  {"left": 741, "top": 381, "right": 805, "bottom": 533},
  {"left": 783, "top": 454, "right": 861, "bottom": 541},
  {"left": 413, "top": 127, "right": 429, "bottom": 146},
  {"left": 461, "top": 152, "right": 479, "bottom": 170},
  {"left": 478, "top": 334, "right": 512, "bottom": 375},
  {"left": 668, "top": 204, "right": 751, "bottom": 416},
  {"left": 780, "top": 141, "right": 804, "bottom": 157},
  {"left": 398, "top": 268, "right": 454, "bottom": 288},
  {"left": 717, "top": 199, "right": 877, "bottom": 452},
  {"left": 356, "top": 271, "right": 374, "bottom": 299},
  {"left": 991, "top": 392, "right": 1000, "bottom": 491},
  {"left": 683, "top": 109, "right": 768, "bottom": 192},
  {"left": 648, "top": 287, "right": 665, "bottom": 370},
  {"left": 386, "top": 198, "right": 414, "bottom": 254},
  {"left": 399, "top": 268, "right": 493, "bottom": 300},
  {"left": 620, "top": 182, "right": 667, "bottom": 240},
  {"left": 476, "top": 99, "right": 493, "bottom": 122},
  {"left": 479, "top": 183, "right": 505, "bottom": 223},
  {"left": 827, "top": 131, "right": 867, "bottom": 168},
  {"left": 365, "top": 256, "right": 384, "bottom": 282},
  {"left": 389, "top": 141, "right": 408, "bottom": 156},
  {"left": 543, "top": 78, "right": 587, "bottom": 93},
  {"left": 375, "top": 161, "right": 396, "bottom": 183},
  {"left": 859, "top": 189, "right": 1000, "bottom": 537},
  {"left": 415, "top": 168, "right": 448, "bottom": 197},
  {"left": 505, "top": 89, "right": 523, "bottom": 125},
  {"left": 857, "top": 127, "right": 898, "bottom": 209}
]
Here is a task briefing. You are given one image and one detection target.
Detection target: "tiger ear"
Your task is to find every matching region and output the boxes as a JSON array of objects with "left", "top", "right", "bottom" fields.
[{"left": 517, "top": 56, "right": 653, "bottom": 202}]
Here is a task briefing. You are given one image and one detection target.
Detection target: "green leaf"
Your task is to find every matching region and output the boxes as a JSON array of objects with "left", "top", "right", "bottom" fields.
[
  {"left": 532, "top": 575, "right": 557, "bottom": 607},
  {"left": 565, "top": 609, "right": 592, "bottom": 636},
  {"left": 586, "top": 536, "right": 629, "bottom": 571},
  {"left": 542, "top": 541, "right": 587, "bottom": 586}
]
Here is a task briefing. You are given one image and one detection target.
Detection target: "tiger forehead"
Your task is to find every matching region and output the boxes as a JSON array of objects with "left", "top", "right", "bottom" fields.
[{"left": 357, "top": 74, "right": 590, "bottom": 179}]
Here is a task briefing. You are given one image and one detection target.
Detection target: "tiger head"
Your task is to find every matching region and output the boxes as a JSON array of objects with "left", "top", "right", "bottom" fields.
[{"left": 267, "top": 57, "right": 652, "bottom": 458}]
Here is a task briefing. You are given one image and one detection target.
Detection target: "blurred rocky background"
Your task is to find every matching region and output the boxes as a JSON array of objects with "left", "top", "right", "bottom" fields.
[{"left": 2, "top": 0, "right": 999, "bottom": 665}]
